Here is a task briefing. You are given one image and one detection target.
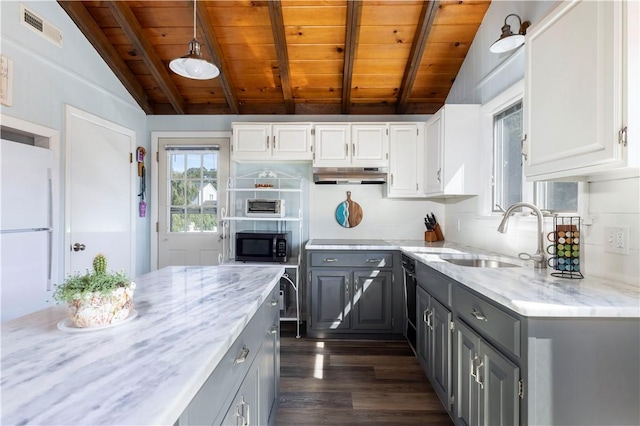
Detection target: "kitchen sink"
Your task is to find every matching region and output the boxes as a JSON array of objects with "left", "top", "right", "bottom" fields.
[{"left": 440, "top": 256, "right": 521, "bottom": 268}]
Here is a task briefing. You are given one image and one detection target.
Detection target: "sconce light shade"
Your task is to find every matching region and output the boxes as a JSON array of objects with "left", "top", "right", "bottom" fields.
[
  {"left": 490, "top": 14, "right": 530, "bottom": 53},
  {"left": 169, "top": 39, "right": 219, "bottom": 80},
  {"left": 169, "top": 0, "right": 219, "bottom": 80}
]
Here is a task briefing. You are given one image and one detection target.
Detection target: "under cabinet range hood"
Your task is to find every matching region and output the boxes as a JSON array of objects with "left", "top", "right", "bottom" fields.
[{"left": 313, "top": 167, "right": 388, "bottom": 184}]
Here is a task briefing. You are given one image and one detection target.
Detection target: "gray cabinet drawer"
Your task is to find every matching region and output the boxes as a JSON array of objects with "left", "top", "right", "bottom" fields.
[
  {"left": 310, "top": 251, "right": 393, "bottom": 268},
  {"left": 454, "top": 285, "right": 520, "bottom": 357},
  {"left": 416, "top": 263, "right": 452, "bottom": 307}
]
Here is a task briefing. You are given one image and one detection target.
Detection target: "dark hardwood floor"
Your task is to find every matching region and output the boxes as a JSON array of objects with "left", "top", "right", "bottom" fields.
[{"left": 277, "top": 324, "right": 453, "bottom": 425}]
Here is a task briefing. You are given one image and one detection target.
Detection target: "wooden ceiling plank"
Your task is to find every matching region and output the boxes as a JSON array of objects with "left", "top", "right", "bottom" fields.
[
  {"left": 342, "top": 0, "right": 362, "bottom": 114},
  {"left": 107, "top": 2, "right": 185, "bottom": 114},
  {"left": 195, "top": 0, "right": 240, "bottom": 114},
  {"left": 268, "top": 1, "right": 295, "bottom": 114},
  {"left": 396, "top": 0, "right": 439, "bottom": 114},
  {"left": 57, "top": 1, "right": 153, "bottom": 114}
]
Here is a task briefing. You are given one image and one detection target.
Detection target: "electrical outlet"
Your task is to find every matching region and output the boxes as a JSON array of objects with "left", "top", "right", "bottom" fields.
[{"left": 604, "top": 226, "right": 630, "bottom": 255}]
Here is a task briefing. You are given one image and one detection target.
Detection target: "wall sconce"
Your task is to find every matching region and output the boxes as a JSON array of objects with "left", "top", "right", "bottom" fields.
[{"left": 490, "top": 14, "right": 531, "bottom": 54}]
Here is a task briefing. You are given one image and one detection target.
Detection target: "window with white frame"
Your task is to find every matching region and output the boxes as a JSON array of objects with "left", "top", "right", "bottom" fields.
[{"left": 490, "top": 83, "right": 579, "bottom": 213}]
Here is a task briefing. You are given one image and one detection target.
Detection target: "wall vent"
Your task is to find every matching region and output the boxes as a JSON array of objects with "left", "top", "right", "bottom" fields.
[{"left": 20, "top": 4, "right": 63, "bottom": 48}]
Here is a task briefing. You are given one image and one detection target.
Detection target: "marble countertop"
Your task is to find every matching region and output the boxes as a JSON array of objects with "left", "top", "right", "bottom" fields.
[
  {"left": 1, "top": 264, "right": 284, "bottom": 426},
  {"left": 306, "top": 239, "right": 640, "bottom": 318}
]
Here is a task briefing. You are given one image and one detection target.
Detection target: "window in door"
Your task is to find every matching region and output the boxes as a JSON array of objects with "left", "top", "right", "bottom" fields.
[{"left": 166, "top": 146, "right": 219, "bottom": 233}]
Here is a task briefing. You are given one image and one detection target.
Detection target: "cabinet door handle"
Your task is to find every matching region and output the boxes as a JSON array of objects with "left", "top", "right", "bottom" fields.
[
  {"left": 273, "top": 135, "right": 276, "bottom": 150},
  {"left": 423, "top": 309, "right": 429, "bottom": 324},
  {"left": 323, "top": 258, "right": 338, "bottom": 263},
  {"left": 345, "top": 143, "right": 349, "bottom": 156},
  {"left": 345, "top": 279, "right": 349, "bottom": 296},
  {"left": 427, "top": 309, "right": 434, "bottom": 331},
  {"left": 476, "top": 358, "right": 484, "bottom": 389},
  {"left": 267, "top": 135, "right": 270, "bottom": 149},
  {"left": 390, "top": 173, "right": 394, "bottom": 186},
  {"left": 471, "top": 309, "right": 488, "bottom": 321},
  {"left": 241, "top": 395, "right": 250, "bottom": 426},
  {"left": 521, "top": 134, "right": 528, "bottom": 160},
  {"left": 235, "top": 405, "right": 244, "bottom": 426},
  {"left": 470, "top": 353, "right": 479, "bottom": 381},
  {"left": 366, "top": 258, "right": 382, "bottom": 263},
  {"left": 352, "top": 143, "right": 355, "bottom": 156},
  {"left": 233, "top": 346, "right": 250, "bottom": 365},
  {"left": 436, "top": 168, "right": 442, "bottom": 183}
]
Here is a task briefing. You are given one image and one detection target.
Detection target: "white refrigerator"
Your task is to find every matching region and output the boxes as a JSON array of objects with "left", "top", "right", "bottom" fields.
[{"left": 1, "top": 139, "right": 53, "bottom": 322}]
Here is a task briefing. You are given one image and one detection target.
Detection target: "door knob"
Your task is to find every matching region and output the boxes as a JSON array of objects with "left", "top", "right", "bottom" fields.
[{"left": 72, "top": 243, "right": 86, "bottom": 252}]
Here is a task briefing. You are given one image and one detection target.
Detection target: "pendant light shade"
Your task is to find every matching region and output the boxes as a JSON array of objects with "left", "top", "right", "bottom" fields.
[
  {"left": 490, "top": 14, "right": 530, "bottom": 54},
  {"left": 169, "top": 0, "right": 219, "bottom": 80}
]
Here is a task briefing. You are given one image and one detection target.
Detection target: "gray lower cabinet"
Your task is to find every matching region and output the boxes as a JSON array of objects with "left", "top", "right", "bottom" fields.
[
  {"left": 178, "top": 285, "right": 280, "bottom": 426},
  {"left": 454, "top": 319, "right": 519, "bottom": 426},
  {"left": 307, "top": 251, "right": 402, "bottom": 337},
  {"left": 416, "top": 282, "right": 452, "bottom": 413}
]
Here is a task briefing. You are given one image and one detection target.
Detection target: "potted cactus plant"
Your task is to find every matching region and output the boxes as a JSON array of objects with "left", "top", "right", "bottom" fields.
[{"left": 54, "top": 254, "right": 136, "bottom": 328}]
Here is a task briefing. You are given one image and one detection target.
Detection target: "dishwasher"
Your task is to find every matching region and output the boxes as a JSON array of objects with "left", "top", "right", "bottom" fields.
[{"left": 401, "top": 254, "right": 417, "bottom": 354}]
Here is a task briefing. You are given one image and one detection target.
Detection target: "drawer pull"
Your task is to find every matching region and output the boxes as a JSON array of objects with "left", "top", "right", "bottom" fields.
[
  {"left": 270, "top": 298, "right": 278, "bottom": 307},
  {"left": 471, "top": 309, "right": 488, "bottom": 321},
  {"left": 366, "top": 258, "right": 383, "bottom": 263},
  {"left": 234, "top": 346, "right": 250, "bottom": 365},
  {"left": 323, "top": 258, "right": 338, "bottom": 262}
]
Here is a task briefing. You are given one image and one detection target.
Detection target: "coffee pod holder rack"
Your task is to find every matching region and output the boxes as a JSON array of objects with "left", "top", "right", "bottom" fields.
[{"left": 550, "top": 216, "right": 584, "bottom": 279}]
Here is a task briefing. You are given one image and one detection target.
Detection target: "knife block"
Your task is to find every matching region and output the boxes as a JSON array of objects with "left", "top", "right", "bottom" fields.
[{"left": 424, "top": 230, "right": 438, "bottom": 242}]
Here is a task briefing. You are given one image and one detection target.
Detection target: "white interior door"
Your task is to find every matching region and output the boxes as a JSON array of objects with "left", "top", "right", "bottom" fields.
[
  {"left": 157, "top": 138, "right": 229, "bottom": 267},
  {"left": 65, "top": 106, "right": 136, "bottom": 277}
]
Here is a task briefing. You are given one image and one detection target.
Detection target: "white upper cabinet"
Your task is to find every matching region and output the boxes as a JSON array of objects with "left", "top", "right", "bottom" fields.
[
  {"left": 424, "top": 105, "right": 481, "bottom": 197},
  {"left": 387, "top": 123, "right": 425, "bottom": 198},
  {"left": 232, "top": 123, "right": 312, "bottom": 161},
  {"left": 524, "top": 0, "right": 638, "bottom": 180},
  {"left": 313, "top": 123, "right": 389, "bottom": 167}
]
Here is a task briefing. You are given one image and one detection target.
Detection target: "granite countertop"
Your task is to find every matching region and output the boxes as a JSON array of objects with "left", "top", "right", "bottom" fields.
[
  {"left": 306, "top": 239, "right": 640, "bottom": 318},
  {"left": 0, "top": 264, "right": 285, "bottom": 426}
]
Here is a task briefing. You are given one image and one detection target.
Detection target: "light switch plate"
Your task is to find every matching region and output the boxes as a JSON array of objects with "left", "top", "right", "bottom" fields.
[{"left": 604, "top": 226, "right": 630, "bottom": 255}]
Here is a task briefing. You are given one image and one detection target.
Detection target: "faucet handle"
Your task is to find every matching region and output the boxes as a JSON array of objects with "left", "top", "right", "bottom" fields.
[{"left": 518, "top": 252, "right": 547, "bottom": 268}]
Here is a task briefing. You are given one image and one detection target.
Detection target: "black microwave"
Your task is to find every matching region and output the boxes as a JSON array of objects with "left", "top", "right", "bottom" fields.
[{"left": 235, "top": 231, "right": 291, "bottom": 263}]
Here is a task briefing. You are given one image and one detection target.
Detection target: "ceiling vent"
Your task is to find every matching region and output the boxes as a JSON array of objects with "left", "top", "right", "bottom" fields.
[{"left": 20, "top": 4, "right": 63, "bottom": 48}]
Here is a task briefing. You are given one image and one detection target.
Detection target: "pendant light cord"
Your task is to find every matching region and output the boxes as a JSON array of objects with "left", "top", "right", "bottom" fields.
[{"left": 193, "top": 0, "right": 197, "bottom": 39}]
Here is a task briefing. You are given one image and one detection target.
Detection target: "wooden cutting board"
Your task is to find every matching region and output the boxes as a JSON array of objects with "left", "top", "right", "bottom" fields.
[{"left": 335, "top": 191, "right": 363, "bottom": 228}]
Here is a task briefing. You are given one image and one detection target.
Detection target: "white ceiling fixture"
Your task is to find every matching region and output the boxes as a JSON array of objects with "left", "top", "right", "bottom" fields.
[
  {"left": 489, "top": 13, "right": 530, "bottom": 54},
  {"left": 169, "top": 0, "right": 219, "bottom": 80}
]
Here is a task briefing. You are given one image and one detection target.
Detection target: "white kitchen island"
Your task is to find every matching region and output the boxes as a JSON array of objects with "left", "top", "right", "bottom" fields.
[{"left": 1, "top": 264, "right": 284, "bottom": 425}]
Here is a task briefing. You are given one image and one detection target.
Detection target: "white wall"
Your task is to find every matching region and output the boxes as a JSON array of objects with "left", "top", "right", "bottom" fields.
[
  {"left": 0, "top": 1, "right": 149, "bottom": 278},
  {"left": 444, "top": 0, "right": 639, "bottom": 285}
]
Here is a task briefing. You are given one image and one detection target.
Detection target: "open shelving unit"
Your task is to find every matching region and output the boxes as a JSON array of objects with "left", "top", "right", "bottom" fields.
[{"left": 220, "top": 171, "right": 302, "bottom": 338}]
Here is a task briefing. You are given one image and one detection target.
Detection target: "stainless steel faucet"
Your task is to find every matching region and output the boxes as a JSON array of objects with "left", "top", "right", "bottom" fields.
[{"left": 497, "top": 202, "right": 547, "bottom": 269}]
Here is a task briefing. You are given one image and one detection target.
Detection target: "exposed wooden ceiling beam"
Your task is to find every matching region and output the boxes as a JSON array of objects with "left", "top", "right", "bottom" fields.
[
  {"left": 107, "top": 2, "right": 185, "bottom": 114},
  {"left": 57, "top": 1, "right": 153, "bottom": 114},
  {"left": 396, "top": 0, "right": 440, "bottom": 114},
  {"left": 342, "top": 0, "right": 362, "bottom": 115},
  {"left": 268, "top": 1, "right": 295, "bottom": 114},
  {"left": 195, "top": 1, "right": 240, "bottom": 114}
]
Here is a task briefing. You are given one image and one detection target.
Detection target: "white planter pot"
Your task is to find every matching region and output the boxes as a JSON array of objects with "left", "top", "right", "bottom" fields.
[{"left": 67, "top": 282, "right": 136, "bottom": 328}]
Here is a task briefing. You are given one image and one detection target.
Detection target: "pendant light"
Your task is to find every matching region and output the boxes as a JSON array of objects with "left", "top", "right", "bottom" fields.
[
  {"left": 169, "top": 0, "right": 219, "bottom": 80},
  {"left": 489, "top": 14, "right": 530, "bottom": 54}
]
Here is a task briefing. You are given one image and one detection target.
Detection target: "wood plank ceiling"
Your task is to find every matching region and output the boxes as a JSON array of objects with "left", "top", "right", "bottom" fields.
[{"left": 58, "top": 0, "right": 490, "bottom": 115}]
